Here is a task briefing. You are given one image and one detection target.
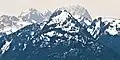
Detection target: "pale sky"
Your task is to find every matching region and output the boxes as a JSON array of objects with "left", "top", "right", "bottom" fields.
[{"left": 0, "top": 0, "right": 120, "bottom": 18}]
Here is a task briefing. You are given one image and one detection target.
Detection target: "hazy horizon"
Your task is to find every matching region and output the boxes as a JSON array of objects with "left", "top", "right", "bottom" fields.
[{"left": 0, "top": 0, "right": 120, "bottom": 18}]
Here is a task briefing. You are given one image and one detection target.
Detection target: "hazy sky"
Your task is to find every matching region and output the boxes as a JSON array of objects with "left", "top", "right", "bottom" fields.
[{"left": 0, "top": 0, "right": 120, "bottom": 18}]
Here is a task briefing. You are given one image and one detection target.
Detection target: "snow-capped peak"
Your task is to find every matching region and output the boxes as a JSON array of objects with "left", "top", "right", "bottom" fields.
[
  {"left": 47, "top": 9, "right": 72, "bottom": 25},
  {"left": 45, "top": 9, "right": 81, "bottom": 33}
]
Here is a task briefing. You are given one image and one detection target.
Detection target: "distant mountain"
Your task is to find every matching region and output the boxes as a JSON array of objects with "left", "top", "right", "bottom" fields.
[
  {"left": 0, "top": 8, "right": 120, "bottom": 60},
  {"left": 19, "top": 8, "right": 52, "bottom": 23},
  {"left": 0, "top": 15, "right": 31, "bottom": 36},
  {"left": 0, "top": 8, "right": 52, "bottom": 37}
]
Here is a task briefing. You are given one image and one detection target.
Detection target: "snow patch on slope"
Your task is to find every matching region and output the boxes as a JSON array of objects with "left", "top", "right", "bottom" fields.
[{"left": 0, "top": 40, "right": 12, "bottom": 54}]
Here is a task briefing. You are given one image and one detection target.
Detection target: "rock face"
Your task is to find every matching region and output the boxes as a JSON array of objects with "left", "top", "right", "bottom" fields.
[
  {"left": 87, "top": 17, "right": 120, "bottom": 39},
  {"left": 0, "top": 9, "right": 120, "bottom": 60},
  {"left": 87, "top": 17, "right": 120, "bottom": 55}
]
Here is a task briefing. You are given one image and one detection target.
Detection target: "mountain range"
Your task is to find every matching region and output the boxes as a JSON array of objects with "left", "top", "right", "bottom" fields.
[{"left": 0, "top": 5, "right": 120, "bottom": 60}]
